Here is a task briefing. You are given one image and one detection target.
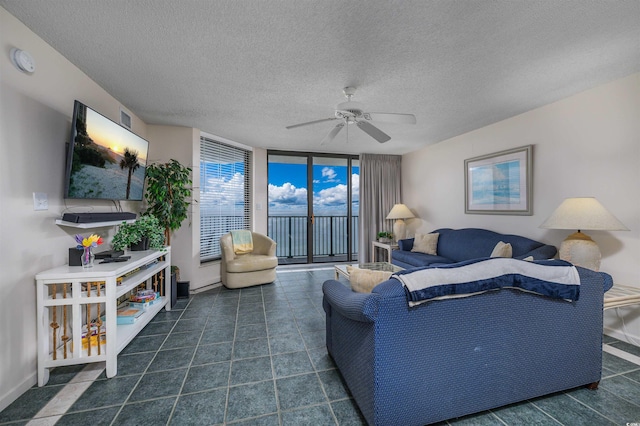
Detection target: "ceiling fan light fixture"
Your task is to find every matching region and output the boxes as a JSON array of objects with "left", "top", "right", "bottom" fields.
[
  {"left": 285, "top": 86, "right": 415, "bottom": 144},
  {"left": 336, "top": 100, "right": 365, "bottom": 115}
]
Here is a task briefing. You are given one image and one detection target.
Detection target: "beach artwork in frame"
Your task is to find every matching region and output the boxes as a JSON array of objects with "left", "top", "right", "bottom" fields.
[{"left": 464, "top": 145, "right": 533, "bottom": 215}]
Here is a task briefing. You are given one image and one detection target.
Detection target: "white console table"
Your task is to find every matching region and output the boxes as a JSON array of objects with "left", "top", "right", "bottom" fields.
[
  {"left": 604, "top": 284, "right": 640, "bottom": 310},
  {"left": 35, "top": 248, "right": 171, "bottom": 386}
]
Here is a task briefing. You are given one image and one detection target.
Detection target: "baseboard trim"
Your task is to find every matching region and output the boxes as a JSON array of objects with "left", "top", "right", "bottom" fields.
[
  {"left": 191, "top": 282, "right": 221, "bottom": 294},
  {"left": 0, "top": 372, "right": 37, "bottom": 412},
  {"left": 604, "top": 327, "right": 640, "bottom": 347}
]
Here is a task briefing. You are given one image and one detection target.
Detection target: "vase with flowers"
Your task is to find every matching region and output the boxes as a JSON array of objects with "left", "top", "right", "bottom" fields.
[{"left": 75, "top": 234, "right": 104, "bottom": 268}]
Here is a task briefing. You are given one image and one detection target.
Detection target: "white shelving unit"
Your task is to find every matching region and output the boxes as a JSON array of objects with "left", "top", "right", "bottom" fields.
[{"left": 35, "top": 248, "right": 171, "bottom": 386}]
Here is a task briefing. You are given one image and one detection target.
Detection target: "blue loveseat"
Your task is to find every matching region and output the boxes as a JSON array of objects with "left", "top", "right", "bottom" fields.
[
  {"left": 323, "top": 265, "right": 613, "bottom": 426},
  {"left": 392, "top": 228, "right": 557, "bottom": 269}
]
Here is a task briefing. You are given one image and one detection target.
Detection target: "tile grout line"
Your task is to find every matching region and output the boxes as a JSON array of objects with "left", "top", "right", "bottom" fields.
[
  {"left": 562, "top": 388, "right": 626, "bottom": 425},
  {"left": 222, "top": 288, "right": 241, "bottom": 425},
  {"left": 263, "top": 283, "right": 283, "bottom": 425},
  {"left": 165, "top": 295, "right": 211, "bottom": 426}
]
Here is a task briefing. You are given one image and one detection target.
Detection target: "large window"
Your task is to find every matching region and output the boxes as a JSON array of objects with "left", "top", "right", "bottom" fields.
[{"left": 200, "top": 135, "right": 252, "bottom": 261}]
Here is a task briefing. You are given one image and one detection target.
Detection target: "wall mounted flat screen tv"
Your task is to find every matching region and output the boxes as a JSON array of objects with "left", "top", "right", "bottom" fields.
[{"left": 64, "top": 100, "right": 150, "bottom": 201}]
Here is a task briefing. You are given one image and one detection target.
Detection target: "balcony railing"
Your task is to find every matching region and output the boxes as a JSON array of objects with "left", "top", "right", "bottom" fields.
[
  {"left": 199, "top": 214, "right": 359, "bottom": 263},
  {"left": 268, "top": 215, "right": 359, "bottom": 262}
]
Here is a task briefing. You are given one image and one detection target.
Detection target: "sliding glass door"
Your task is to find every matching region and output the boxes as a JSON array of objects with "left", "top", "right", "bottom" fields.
[{"left": 268, "top": 151, "right": 359, "bottom": 264}]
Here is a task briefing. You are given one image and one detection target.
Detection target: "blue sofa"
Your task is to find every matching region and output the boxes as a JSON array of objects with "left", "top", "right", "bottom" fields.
[
  {"left": 392, "top": 228, "right": 557, "bottom": 269},
  {"left": 323, "top": 266, "right": 612, "bottom": 426}
]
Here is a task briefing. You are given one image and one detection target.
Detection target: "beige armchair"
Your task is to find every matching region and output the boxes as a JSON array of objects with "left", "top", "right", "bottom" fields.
[{"left": 220, "top": 232, "right": 278, "bottom": 289}]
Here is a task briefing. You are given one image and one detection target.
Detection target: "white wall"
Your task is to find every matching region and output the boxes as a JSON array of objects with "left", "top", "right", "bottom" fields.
[
  {"left": 0, "top": 7, "right": 148, "bottom": 410},
  {"left": 403, "top": 73, "right": 640, "bottom": 344},
  {"left": 145, "top": 125, "right": 200, "bottom": 286}
]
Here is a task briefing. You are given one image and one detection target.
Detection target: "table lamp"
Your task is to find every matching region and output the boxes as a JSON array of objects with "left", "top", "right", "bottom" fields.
[
  {"left": 540, "top": 197, "right": 628, "bottom": 271},
  {"left": 386, "top": 204, "right": 415, "bottom": 241}
]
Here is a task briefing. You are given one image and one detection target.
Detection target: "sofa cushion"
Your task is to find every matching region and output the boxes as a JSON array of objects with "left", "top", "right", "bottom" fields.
[
  {"left": 490, "top": 241, "right": 512, "bottom": 258},
  {"left": 347, "top": 266, "right": 392, "bottom": 293},
  {"left": 392, "top": 249, "right": 454, "bottom": 268},
  {"left": 411, "top": 233, "right": 439, "bottom": 255},
  {"left": 226, "top": 253, "right": 278, "bottom": 273}
]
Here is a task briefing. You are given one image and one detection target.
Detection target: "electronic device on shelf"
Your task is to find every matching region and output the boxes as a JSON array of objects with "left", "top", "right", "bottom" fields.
[
  {"left": 62, "top": 212, "right": 136, "bottom": 224},
  {"left": 99, "top": 256, "right": 131, "bottom": 264},
  {"left": 63, "top": 100, "right": 150, "bottom": 201},
  {"left": 94, "top": 249, "right": 125, "bottom": 259}
]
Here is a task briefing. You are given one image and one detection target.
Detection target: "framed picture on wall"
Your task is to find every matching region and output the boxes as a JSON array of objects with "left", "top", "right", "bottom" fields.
[{"left": 464, "top": 145, "right": 533, "bottom": 215}]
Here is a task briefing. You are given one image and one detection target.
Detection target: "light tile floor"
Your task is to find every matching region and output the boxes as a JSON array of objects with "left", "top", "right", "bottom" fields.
[{"left": 1, "top": 267, "right": 640, "bottom": 425}]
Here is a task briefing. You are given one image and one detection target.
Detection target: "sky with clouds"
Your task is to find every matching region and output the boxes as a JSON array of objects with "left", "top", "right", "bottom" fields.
[
  {"left": 268, "top": 163, "right": 359, "bottom": 216},
  {"left": 199, "top": 161, "right": 359, "bottom": 217}
]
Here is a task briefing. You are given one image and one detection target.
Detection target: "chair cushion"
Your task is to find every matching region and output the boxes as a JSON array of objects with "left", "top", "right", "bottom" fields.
[{"left": 226, "top": 254, "right": 278, "bottom": 273}]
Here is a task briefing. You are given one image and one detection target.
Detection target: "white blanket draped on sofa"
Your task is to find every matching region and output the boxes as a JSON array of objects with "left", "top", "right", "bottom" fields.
[{"left": 392, "top": 257, "right": 580, "bottom": 307}]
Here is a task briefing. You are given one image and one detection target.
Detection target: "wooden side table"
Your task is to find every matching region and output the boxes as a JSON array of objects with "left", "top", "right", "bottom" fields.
[{"left": 371, "top": 241, "right": 399, "bottom": 263}]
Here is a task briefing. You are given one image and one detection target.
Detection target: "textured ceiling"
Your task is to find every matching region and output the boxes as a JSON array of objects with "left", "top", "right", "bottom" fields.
[{"left": 2, "top": 1, "right": 639, "bottom": 155}]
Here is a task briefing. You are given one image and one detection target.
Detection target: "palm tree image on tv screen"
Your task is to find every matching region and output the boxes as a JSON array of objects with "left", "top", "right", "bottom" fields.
[{"left": 67, "top": 103, "right": 148, "bottom": 200}]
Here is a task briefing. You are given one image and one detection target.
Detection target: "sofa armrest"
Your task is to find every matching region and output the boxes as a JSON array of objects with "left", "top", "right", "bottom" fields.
[
  {"left": 398, "top": 238, "right": 414, "bottom": 251},
  {"left": 252, "top": 233, "right": 277, "bottom": 257},
  {"left": 578, "top": 267, "right": 613, "bottom": 292},
  {"left": 516, "top": 244, "right": 557, "bottom": 260},
  {"left": 602, "top": 271, "right": 613, "bottom": 292},
  {"left": 322, "top": 280, "right": 380, "bottom": 323}
]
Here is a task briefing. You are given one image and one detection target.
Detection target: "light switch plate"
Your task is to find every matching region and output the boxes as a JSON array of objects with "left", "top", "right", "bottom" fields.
[{"left": 33, "top": 192, "right": 48, "bottom": 210}]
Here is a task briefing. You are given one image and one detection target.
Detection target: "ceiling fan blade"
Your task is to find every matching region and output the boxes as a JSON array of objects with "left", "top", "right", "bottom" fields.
[
  {"left": 320, "top": 123, "right": 345, "bottom": 145},
  {"left": 356, "top": 121, "right": 391, "bottom": 143},
  {"left": 286, "top": 117, "right": 337, "bottom": 129},
  {"left": 364, "top": 112, "right": 416, "bottom": 125}
]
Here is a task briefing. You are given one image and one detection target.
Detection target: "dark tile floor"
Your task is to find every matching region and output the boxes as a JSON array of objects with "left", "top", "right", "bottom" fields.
[{"left": 1, "top": 267, "right": 640, "bottom": 425}]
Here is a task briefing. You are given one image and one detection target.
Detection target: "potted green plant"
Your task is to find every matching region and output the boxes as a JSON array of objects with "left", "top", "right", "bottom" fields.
[
  {"left": 111, "top": 215, "right": 165, "bottom": 251},
  {"left": 377, "top": 231, "right": 393, "bottom": 243},
  {"left": 144, "top": 159, "right": 192, "bottom": 245}
]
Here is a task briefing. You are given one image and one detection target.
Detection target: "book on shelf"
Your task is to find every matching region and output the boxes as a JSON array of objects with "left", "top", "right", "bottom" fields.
[
  {"left": 129, "top": 296, "right": 162, "bottom": 309},
  {"left": 115, "top": 306, "right": 144, "bottom": 324},
  {"left": 141, "top": 260, "right": 159, "bottom": 270},
  {"left": 129, "top": 290, "right": 159, "bottom": 305}
]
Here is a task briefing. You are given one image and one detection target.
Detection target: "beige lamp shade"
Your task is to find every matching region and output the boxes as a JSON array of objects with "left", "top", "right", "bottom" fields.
[
  {"left": 386, "top": 204, "right": 415, "bottom": 220},
  {"left": 386, "top": 204, "right": 415, "bottom": 241},
  {"left": 540, "top": 197, "right": 628, "bottom": 231},
  {"left": 540, "top": 197, "right": 628, "bottom": 271}
]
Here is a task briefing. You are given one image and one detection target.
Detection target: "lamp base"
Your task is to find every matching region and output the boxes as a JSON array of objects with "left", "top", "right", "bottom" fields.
[
  {"left": 558, "top": 231, "right": 601, "bottom": 271},
  {"left": 393, "top": 219, "right": 406, "bottom": 242}
]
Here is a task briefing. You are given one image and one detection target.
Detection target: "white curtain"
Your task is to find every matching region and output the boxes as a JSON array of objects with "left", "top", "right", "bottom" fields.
[{"left": 359, "top": 153, "right": 402, "bottom": 263}]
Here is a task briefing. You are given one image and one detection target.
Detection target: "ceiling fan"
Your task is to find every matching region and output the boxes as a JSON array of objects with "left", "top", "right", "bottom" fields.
[{"left": 286, "top": 87, "right": 416, "bottom": 145}]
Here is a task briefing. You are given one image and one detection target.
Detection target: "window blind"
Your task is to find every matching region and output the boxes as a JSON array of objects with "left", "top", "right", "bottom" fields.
[{"left": 200, "top": 136, "right": 251, "bottom": 261}]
